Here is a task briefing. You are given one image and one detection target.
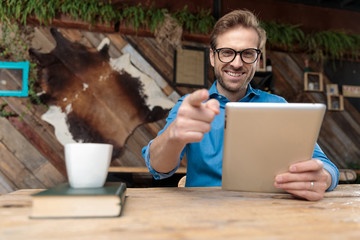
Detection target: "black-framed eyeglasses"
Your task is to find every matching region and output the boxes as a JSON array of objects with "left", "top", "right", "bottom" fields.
[{"left": 214, "top": 48, "right": 261, "bottom": 64}]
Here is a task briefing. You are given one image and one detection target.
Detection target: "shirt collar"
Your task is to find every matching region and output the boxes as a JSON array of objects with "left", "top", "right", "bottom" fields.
[
  {"left": 244, "top": 84, "right": 259, "bottom": 99},
  {"left": 208, "top": 81, "right": 219, "bottom": 97},
  {"left": 208, "top": 80, "right": 259, "bottom": 102}
]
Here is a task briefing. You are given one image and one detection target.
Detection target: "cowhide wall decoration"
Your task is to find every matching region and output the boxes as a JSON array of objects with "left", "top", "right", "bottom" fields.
[{"left": 30, "top": 28, "right": 175, "bottom": 158}]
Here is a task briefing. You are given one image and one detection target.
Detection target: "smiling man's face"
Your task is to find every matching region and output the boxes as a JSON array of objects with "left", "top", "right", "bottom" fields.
[{"left": 210, "top": 26, "right": 261, "bottom": 102}]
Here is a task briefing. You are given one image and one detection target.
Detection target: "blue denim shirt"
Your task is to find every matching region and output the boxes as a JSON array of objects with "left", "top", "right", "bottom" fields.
[{"left": 142, "top": 81, "right": 339, "bottom": 191}]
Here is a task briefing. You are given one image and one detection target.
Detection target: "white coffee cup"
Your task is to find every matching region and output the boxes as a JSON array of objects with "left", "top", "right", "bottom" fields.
[{"left": 65, "top": 143, "right": 113, "bottom": 188}]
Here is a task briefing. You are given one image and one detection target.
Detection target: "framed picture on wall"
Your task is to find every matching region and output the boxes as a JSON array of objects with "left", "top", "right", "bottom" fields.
[
  {"left": 304, "top": 72, "right": 324, "bottom": 92},
  {"left": 326, "top": 84, "right": 339, "bottom": 96},
  {"left": 327, "top": 95, "right": 344, "bottom": 111},
  {"left": 0, "top": 61, "right": 29, "bottom": 97},
  {"left": 342, "top": 85, "right": 360, "bottom": 98},
  {"left": 173, "top": 46, "right": 208, "bottom": 88}
]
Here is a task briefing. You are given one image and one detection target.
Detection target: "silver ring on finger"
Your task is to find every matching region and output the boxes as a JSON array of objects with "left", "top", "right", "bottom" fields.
[{"left": 310, "top": 181, "right": 314, "bottom": 190}]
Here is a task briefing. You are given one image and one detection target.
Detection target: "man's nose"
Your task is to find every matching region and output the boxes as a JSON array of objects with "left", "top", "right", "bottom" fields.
[{"left": 230, "top": 53, "right": 244, "bottom": 67}]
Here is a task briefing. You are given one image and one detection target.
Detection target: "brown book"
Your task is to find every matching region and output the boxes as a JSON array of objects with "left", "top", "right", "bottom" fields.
[{"left": 30, "top": 182, "right": 126, "bottom": 218}]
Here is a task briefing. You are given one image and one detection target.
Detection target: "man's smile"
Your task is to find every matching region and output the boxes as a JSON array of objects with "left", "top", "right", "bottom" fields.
[{"left": 225, "top": 70, "right": 245, "bottom": 77}]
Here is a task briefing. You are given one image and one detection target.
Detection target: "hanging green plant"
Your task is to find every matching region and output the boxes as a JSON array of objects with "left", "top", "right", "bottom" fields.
[
  {"left": 261, "top": 21, "right": 305, "bottom": 50},
  {"left": 0, "top": 0, "right": 359, "bottom": 62},
  {"left": 193, "top": 8, "right": 216, "bottom": 34},
  {"left": 0, "top": 0, "right": 121, "bottom": 26},
  {"left": 146, "top": 5, "right": 168, "bottom": 32},
  {"left": 60, "top": 0, "right": 121, "bottom": 25},
  {"left": 261, "top": 20, "right": 360, "bottom": 61},
  {"left": 171, "top": 6, "right": 215, "bottom": 34},
  {"left": 172, "top": 6, "right": 197, "bottom": 33},
  {"left": 0, "top": 1, "right": 214, "bottom": 34},
  {"left": 305, "top": 30, "right": 360, "bottom": 61},
  {"left": 121, "top": 3, "right": 146, "bottom": 31}
]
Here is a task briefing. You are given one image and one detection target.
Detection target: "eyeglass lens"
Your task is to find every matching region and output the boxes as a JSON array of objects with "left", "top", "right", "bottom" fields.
[{"left": 217, "top": 48, "right": 260, "bottom": 64}]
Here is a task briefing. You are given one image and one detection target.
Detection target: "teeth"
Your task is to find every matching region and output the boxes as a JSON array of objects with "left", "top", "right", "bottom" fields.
[{"left": 227, "top": 71, "right": 242, "bottom": 77}]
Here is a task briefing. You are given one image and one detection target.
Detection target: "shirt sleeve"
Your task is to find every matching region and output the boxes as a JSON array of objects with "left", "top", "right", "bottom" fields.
[
  {"left": 142, "top": 140, "right": 181, "bottom": 180},
  {"left": 313, "top": 143, "right": 339, "bottom": 191},
  {"left": 141, "top": 98, "right": 186, "bottom": 179}
]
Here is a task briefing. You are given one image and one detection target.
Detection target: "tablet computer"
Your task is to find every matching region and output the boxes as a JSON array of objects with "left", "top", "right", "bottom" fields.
[{"left": 222, "top": 102, "right": 326, "bottom": 193}]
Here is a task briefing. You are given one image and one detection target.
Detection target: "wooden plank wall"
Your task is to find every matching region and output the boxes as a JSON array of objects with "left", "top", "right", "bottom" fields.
[
  {"left": 0, "top": 27, "right": 181, "bottom": 193},
  {"left": 0, "top": 99, "right": 65, "bottom": 192},
  {"left": 0, "top": 26, "right": 359, "bottom": 193},
  {"left": 268, "top": 51, "right": 360, "bottom": 168}
]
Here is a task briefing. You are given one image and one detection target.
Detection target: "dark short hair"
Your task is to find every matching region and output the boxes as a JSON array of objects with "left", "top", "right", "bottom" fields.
[{"left": 210, "top": 9, "right": 266, "bottom": 50}]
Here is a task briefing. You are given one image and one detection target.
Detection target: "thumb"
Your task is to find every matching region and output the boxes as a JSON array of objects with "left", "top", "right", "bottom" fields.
[{"left": 205, "top": 99, "right": 220, "bottom": 115}]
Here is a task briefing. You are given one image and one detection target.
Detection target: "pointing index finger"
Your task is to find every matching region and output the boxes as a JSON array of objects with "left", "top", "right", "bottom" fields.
[{"left": 184, "top": 89, "right": 209, "bottom": 107}]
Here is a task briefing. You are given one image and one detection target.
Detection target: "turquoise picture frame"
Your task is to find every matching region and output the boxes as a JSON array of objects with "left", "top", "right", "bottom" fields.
[{"left": 0, "top": 61, "right": 29, "bottom": 97}]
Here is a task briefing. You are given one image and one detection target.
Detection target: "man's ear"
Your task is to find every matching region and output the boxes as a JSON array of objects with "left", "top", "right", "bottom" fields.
[
  {"left": 209, "top": 48, "right": 215, "bottom": 67},
  {"left": 255, "top": 52, "right": 262, "bottom": 68}
]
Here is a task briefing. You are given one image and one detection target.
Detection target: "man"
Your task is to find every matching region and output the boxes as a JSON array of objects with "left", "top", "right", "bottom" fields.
[{"left": 142, "top": 9, "right": 339, "bottom": 201}]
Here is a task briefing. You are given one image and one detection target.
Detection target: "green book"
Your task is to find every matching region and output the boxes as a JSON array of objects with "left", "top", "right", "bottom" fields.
[{"left": 30, "top": 182, "right": 126, "bottom": 218}]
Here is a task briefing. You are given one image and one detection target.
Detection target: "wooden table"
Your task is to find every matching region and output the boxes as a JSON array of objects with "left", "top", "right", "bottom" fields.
[{"left": 1, "top": 185, "right": 360, "bottom": 240}]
